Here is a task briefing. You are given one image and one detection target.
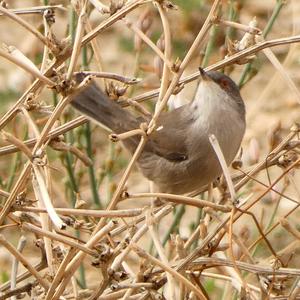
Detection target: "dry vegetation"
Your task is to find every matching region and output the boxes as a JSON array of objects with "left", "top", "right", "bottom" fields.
[{"left": 0, "top": 0, "right": 300, "bottom": 299}]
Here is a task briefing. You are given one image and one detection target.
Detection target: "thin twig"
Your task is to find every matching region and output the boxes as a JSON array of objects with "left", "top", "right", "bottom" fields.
[
  {"left": 124, "top": 192, "right": 231, "bottom": 212},
  {"left": 10, "top": 236, "right": 27, "bottom": 300},
  {"left": 13, "top": 206, "right": 143, "bottom": 218},
  {"left": 131, "top": 243, "right": 207, "bottom": 299},
  {"left": 0, "top": 49, "right": 55, "bottom": 86},
  {"left": 0, "top": 235, "right": 49, "bottom": 290}
]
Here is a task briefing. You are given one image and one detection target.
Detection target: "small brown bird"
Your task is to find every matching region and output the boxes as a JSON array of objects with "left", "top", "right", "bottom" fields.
[{"left": 71, "top": 68, "right": 246, "bottom": 194}]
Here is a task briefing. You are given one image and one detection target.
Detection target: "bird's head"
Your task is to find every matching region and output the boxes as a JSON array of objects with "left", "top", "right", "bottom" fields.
[{"left": 197, "top": 67, "right": 245, "bottom": 116}]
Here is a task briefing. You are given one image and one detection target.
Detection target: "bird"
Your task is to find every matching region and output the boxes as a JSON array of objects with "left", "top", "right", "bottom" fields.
[{"left": 71, "top": 68, "right": 246, "bottom": 195}]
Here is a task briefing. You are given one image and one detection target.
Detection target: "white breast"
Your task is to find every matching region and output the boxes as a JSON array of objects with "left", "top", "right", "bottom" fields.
[{"left": 189, "top": 80, "right": 245, "bottom": 164}]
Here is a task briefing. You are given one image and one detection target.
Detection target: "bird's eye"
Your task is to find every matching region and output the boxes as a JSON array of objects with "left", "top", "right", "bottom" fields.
[{"left": 219, "top": 78, "right": 230, "bottom": 90}]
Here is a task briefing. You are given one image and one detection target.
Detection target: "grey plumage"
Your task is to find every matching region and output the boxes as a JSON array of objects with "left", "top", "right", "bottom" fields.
[{"left": 71, "top": 70, "right": 246, "bottom": 194}]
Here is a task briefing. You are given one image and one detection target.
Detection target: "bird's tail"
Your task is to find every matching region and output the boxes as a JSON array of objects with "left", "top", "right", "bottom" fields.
[{"left": 71, "top": 74, "right": 142, "bottom": 151}]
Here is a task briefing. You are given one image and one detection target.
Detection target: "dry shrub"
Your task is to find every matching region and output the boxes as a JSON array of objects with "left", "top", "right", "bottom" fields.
[{"left": 0, "top": 0, "right": 300, "bottom": 299}]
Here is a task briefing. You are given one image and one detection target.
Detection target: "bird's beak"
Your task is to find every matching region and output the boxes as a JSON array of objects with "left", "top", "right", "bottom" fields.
[{"left": 199, "top": 67, "right": 211, "bottom": 81}]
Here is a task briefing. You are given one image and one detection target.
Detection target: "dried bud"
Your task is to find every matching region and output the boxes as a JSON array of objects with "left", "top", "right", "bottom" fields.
[
  {"left": 277, "top": 151, "right": 298, "bottom": 168},
  {"left": 121, "top": 190, "right": 129, "bottom": 199},
  {"left": 15, "top": 190, "right": 30, "bottom": 206},
  {"left": 106, "top": 81, "right": 127, "bottom": 99},
  {"left": 110, "top": 270, "right": 128, "bottom": 281},
  {"left": 24, "top": 93, "right": 40, "bottom": 111},
  {"left": 236, "top": 17, "right": 257, "bottom": 51},
  {"left": 225, "top": 18, "right": 258, "bottom": 64},
  {"left": 74, "top": 219, "right": 84, "bottom": 230},
  {"left": 109, "top": 0, "right": 125, "bottom": 15},
  {"left": 94, "top": 243, "right": 113, "bottom": 263},
  {"left": 0, "top": 1, "right": 8, "bottom": 8},
  {"left": 44, "top": 9, "right": 55, "bottom": 26}
]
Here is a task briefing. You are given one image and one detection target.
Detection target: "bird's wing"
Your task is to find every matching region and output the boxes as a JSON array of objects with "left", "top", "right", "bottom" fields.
[{"left": 144, "top": 106, "right": 192, "bottom": 162}]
